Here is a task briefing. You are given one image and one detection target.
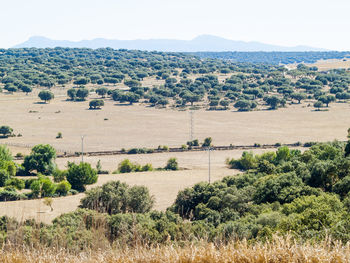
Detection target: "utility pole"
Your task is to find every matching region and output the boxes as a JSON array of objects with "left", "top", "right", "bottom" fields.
[
  {"left": 189, "top": 110, "right": 194, "bottom": 141},
  {"left": 208, "top": 147, "right": 211, "bottom": 184},
  {"left": 81, "top": 135, "right": 85, "bottom": 163}
]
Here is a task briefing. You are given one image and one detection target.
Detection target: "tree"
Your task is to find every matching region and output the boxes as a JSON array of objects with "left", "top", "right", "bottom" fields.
[
  {"left": 0, "top": 170, "right": 10, "bottom": 187},
  {"left": 291, "top": 93, "right": 307, "bottom": 104},
  {"left": 30, "top": 176, "right": 56, "bottom": 197},
  {"left": 264, "top": 96, "right": 281, "bottom": 110},
  {"left": 183, "top": 93, "right": 201, "bottom": 106},
  {"left": 43, "top": 197, "right": 54, "bottom": 211},
  {"left": 0, "top": 145, "right": 12, "bottom": 162},
  {"left": 119, "top": 92, "right": 140, "bottom": 105},
  {"left": 80, "top": 181, "right": 154, "bottom": 214},
  {"left": 76, "top": 88, "right": 89, "bottom": 101},
  {"left": 209, "top": 100, "right": 219, "bottom": 107},
  {"left": 318, "top": 95, "right": 336, "bottom": 107},
  {"left": 23, "top": 144, "right": 56, "bottom": 175},
  {"left": 314, "top": 101, "right": 323, "bottom": 111},
  {"left": 38, "top": 90, "right": 54, "bottom": 103},
  {"left": 0, "top": 126, "right": 13, "bottom": 137},
  {"left": 219, "top": 100, "right": 230, "bottom": 108},
  {"left": 55, "top": 180, "right": 71, "bottom": 196},
  {"left": 95, "top": 87, "right": 108, "bottom": 98},
  {"left": 74, "top": 77, "right": 89, "bottom": 85},
  {"left": 89, "top": 99, "right": 104, "bottom": 109},
  {"left": 67, "top": 88, "right": 76, "bottom": 100},
  {"left": 157, "top": 98, "right": 169, "bottom": 107},
  {"left": 21, "top": 85, "right": 33, "bottom": 95},
  {"left": 66, "top": 162, "right": 98, "bottom": 191},
  {"left": 165, "top": 158, "right": 179, "bottom": 170},
  {"left": 234, "top": 100, "right": 253, "bottom": 111},
  {"left": 202, "top": 137, "right": 212, "bottom": 147},
  {"left": 124, "top": 79, "right": 141, "bottom": 88}
]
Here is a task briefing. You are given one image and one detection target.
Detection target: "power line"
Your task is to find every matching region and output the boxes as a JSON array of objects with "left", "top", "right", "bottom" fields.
[
  {"left": 81, "top": 135, "right": 86, "bottom": 163},
  {"left": 189, "top": 110, "right": 194, "bottom": 141},
  {"left": 208, "top": 146, "right": 212, "bottom": 184}
]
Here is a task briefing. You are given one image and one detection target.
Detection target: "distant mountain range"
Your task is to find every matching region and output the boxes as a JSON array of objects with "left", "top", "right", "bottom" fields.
[{"left": 13, "top": 35, "right": 329, "bottom": 52}]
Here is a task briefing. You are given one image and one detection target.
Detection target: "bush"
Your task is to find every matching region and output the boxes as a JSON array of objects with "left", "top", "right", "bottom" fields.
[
  {"left": 0, "top": 170, "right": 10, "bottom": 187},
  {"left": 24, "top": 178, "right": 37, "bottom": 189},
  {"left": 118, "top": 159, "right": 134, "bottom": 173},
  {"left": 127, "top": 148, "right": 154, "bottom": 154},
  {"left": 55, "top": 180, "right": 71, "bottom": 196},
  {"left": 141, "top": 163, "right": 153, "bottom": 172},
  {"left": 80, "top": 181, "right": 154, "bottom": 214},
  {"left": 202, "top": 137, "right": 212, "bottom": 147},
  {"left": 117, "top": 159, "right": 153, "bottom": 173},
  {"left": 226, "top": 151, "right": 257, "bottom": 170},
  {"left": 52, "top": 168, "right": 67, "bottom": 183},
  {"left": 5, "top": 178, "right": 25, "bottom": 190},
  {"left": 0, "top": 190, "right": 26, "bottom": 201},
  {"left": 30, "top": 176, "right": 56, "bottom": 198},
  {"left": 165, "top": 158, "right": 179, "bottom": 171}
]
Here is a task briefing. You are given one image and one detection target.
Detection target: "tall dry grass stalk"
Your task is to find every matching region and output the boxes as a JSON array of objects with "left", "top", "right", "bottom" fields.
[{"left": 0, "top": 235, "right": 350, "bottom": 263}]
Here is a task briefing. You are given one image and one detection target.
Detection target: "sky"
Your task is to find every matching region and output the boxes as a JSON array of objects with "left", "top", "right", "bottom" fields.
[{"left": 1, "top": 0, "right": 349, "bottom": 50}]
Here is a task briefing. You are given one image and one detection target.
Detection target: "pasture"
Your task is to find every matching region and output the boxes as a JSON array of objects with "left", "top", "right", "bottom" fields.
[{"left": 1, "top": 87, "right": 349, "bottom": 154}]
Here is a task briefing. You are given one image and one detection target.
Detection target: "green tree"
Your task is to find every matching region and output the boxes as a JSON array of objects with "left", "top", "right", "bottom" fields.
[
  {"left": 55, "top": 180, "right": 71, "bottom": 196},
  {"left": 80, "top": 181, "right": 154, "bottom": 214},
  {"left": 89, "top": 99, "right": 104, "bottom": 109},
  {"left": 165, "top": 158, "right": 179, "bottom": 170},
  {"left": 0, "top": 170, "right": 10, "bottom": 187},
  {"left": 202, "top": 137, "right": 212, "bottom": 147},
  {"left": 314, "top": 101, "right": 323, "bottom": 111},
  {"left": 66, "top": 162, "right": 98, "bottom": 191},
  {"left": 67, "top": 88, "right": 76, "bottom": 100},
  {"left": 264, "top": 96, "right": 281, "bottom": 110},
  {"left": 95, "top": 87, "right": 108, "bottom": 98},
  {"left": 76, "top": 88, "right": 89, "bottom": 101},
  {"left": 0, "top": 145, "right": 12, "bottom": 162},
  {"left": 291, "top": 93, "right": 307, "bottom": 104},
  {"left": 38, "top": 90, "right": 54, "bottom": 103},
  {"left": 124, "top": 79, "right": 141, "bottom": 88},
  {"left": 21, "top": 85, "right": 33, "bottom": 95},
  {"left": 0, "top": 126, "right": 13, "bottom": 137},
  {"left": 318, "top": 95, "right": 336, "bottom": 107},
  {"left": 23, "top": 144, "right": 57, "bottom": 175},
  {"left": 234, "top": 100, "right": 254, "bottom": 111}
]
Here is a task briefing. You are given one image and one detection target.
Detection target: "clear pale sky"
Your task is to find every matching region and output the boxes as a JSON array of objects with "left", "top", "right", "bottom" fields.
[{"left": 1, "top": 0, "right": 349, "bottom": 50}]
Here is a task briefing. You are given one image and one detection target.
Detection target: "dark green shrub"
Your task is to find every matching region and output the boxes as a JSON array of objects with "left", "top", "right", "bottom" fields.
[{"left": 165, "top": 158, "right": 179, "bottom": 170}]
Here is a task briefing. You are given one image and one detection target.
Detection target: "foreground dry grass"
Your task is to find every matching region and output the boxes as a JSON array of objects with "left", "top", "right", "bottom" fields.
[{"left": 1, "top": 237, "right": 349, "bottom": 262}]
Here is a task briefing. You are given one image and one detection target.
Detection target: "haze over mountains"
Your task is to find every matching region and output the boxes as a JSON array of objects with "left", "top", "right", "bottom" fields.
[{"left": 13, "top": 35, "right": 328, "bottom": 52}]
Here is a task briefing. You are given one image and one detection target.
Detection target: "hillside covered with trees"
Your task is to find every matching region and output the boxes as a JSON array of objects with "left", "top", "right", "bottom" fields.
[{"left": 1, "top": 48, "right": 350, "bottom": 111}]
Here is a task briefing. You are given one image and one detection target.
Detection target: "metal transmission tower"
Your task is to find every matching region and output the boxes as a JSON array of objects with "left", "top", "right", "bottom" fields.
[{"left": 189, "top": 110, "right": 194, "bottom": 141}]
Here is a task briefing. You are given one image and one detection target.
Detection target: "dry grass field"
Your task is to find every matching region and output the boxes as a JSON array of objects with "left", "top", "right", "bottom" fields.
[
  {"left": 287, "top": 58, "right": 350, "bottom": 71},
  {"left": 1, "top": 236, "right": 349, "bottom": 263},
  {"left": 1, "top": 147, "right": 276, "bottom": 223},
  {"left": 0, "top": 81, "right": 349, "bottom": 224},
  {"left": 0, "top": 88, "right": 349, "bottom": 154}
]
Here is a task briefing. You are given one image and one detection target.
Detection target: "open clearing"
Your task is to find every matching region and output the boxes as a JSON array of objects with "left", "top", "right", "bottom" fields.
[
  {"left": 0, "top": 89, "right": 349, "bottom": 154},
  {"left": 286, "top": 58, "right": 350, "bottom": 71},
  {"left": 0, "top": 148, "right": 268, "bottom": 224}
]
